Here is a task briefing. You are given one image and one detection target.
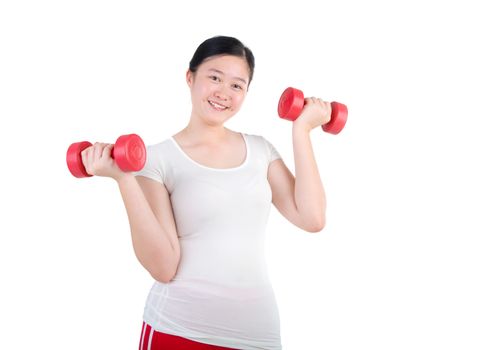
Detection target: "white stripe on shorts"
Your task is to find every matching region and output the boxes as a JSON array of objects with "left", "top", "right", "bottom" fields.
[
  {"left": 140, "top": 323, "right": 147, "bottom": 350},
  {"left": 148, "top": 328, "right": 154, "bottom": 350}
]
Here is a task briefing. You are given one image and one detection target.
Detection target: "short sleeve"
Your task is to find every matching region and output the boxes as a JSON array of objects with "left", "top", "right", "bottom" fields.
[
  {"left": 133, "top": 145, "right": 164, "bottom": 184},
  {"left": 262, "top": 136, "right": 282, "bottom": 164},
  {"left": 133, "top": 141, "right": 175, "bottom": 193}
]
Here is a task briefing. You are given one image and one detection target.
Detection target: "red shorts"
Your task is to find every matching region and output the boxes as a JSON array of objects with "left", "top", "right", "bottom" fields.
[{"left": 139, "top": 322, "right": 237, "bottom": 350}]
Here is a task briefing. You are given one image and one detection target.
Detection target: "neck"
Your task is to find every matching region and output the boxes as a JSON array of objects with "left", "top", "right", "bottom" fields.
[{"left": 181, "top": 114, "right": 232, "bottom": 145}]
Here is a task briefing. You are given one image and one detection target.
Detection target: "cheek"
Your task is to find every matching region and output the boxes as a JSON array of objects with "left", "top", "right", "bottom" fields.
[
  {"left": 192, "top": 81, "right": 211, "bottom": 97},
  {"left": 196, "top": 85, "right": 210, "bottom": 99},
  {"left": 233, "top": 94, "right": 246, "bottom": 108}
]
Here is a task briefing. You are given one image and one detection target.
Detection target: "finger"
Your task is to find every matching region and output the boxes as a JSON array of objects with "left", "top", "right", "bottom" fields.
[
  {"left": 102, "top": 144, "right": 114, "bottom": 160},
  {"left": 80, "top": 148, "right": 88, "bottom": 168},
  {"left": 93, "top": 142, "right": 109, "bottom": 159},
  {"left": 306, "top": 97, "right": 317, "bottom": 105},
  {"left": 81, "top": 146, "right": 94, "bottom": 174},
  {"left": 92, "top": 143, "right": 102, "bottom": 160},
  {"left": 326, "top": 101, "right": 332, "bottom": 114},
  {"left": 81, "top": 146, "right": 93, "bottom": 164}
]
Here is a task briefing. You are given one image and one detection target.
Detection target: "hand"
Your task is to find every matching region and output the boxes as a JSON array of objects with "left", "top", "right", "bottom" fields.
[
  {"left": 80, "top": 142, "right": 127, "bottom": 181},
  {"left": 294, "top": 97, "right": 332, "bottom": 132}
]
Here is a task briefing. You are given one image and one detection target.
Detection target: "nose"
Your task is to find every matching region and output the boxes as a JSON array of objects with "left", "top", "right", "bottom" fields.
[{"left": 214, "top": 84, "right": 230, "bottom": 101}]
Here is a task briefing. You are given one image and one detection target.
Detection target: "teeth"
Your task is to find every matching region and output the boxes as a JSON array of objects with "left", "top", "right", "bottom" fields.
[{"left": 209, "top": 100, "right": 228, "bottom": 110}]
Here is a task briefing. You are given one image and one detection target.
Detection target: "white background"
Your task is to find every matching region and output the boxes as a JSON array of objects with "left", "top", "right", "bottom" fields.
[{"left": 1, "top": 1, "right": 497, "bottom": 349}]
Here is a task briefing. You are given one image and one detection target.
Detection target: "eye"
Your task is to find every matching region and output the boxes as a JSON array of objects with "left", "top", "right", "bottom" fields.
[
  {"left": 209, "top": 75, "right": 221, "bottom": 82},
  {"left": 232, "top": 84, "right": 243, "bottom": 90}
]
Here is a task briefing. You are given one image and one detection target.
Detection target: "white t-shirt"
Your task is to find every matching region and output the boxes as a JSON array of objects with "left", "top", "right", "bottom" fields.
[{"left": 134, "top": 132, "right": 283, "bottom": 350}]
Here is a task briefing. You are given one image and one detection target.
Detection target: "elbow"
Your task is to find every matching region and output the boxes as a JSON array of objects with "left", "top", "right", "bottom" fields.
[
  {"left": 298, "top": 205, "right": 327, "bottom": 233},
  {"left": 152, "top": 266, "right": 178, "bottom": 284},
  {"left": 153, "top": 271, "right": 174, "bottom": 284},
  {"left": 307, "top": 223, "right": 325, "bottom": 233},
  {"left": 305, "top": 216, "right": 326, "bottom": 233},
  {"left": 150, "top": 256, "right": 180, "bottom": 284}
]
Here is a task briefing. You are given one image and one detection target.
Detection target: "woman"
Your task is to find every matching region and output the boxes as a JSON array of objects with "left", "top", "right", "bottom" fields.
[{"left": 82, "top": 36, "right": 331, "bottom": 350}]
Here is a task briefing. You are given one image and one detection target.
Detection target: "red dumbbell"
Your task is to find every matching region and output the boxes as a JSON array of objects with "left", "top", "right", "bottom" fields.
[
  {"left": 66, "top": 133, "right": 146, "bottom": 178},
  {"left": 278, "top": 87, "right": 348, "bottom": 134}
]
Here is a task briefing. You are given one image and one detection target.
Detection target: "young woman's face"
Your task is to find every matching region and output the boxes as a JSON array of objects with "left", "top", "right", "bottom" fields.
[{"left": 187, "top": 55, "right": 250, "bottom": 126}]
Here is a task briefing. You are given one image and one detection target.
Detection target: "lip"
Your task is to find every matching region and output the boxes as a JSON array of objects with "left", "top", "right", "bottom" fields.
[{"left": 208, "top": 99, "right": 230, "bottom": 110}]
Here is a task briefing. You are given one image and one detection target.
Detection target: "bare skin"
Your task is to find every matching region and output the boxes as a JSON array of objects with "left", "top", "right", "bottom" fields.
[{"left": 80, "top": 54, "right": 331, "bottom": 282}]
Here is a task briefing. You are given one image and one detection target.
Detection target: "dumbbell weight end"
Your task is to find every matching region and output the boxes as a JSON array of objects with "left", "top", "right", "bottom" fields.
[{"left": 66, "top": 141, "right": 93, "bottom": 178}]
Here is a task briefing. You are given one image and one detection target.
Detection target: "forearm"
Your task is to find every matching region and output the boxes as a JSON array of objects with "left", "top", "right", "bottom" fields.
[
  {"left": 116, "top": 175, "right": 179, "bottom": 281},
  {"left": 292, "top": 123, "right": 327, "bottom": 229}
]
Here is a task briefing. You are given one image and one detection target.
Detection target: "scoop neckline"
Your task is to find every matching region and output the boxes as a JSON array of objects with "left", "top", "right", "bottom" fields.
[{"left": 169, "top": 132, "right": 250, "bottom": 171}]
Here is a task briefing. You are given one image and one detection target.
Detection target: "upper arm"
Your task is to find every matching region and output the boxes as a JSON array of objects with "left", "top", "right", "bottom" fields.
[
  {"left": 135, "top": 175, "right": 181, "bottom": 260},
  {"left": 267, "top": 159, "right": 310, "bottom": 231}
]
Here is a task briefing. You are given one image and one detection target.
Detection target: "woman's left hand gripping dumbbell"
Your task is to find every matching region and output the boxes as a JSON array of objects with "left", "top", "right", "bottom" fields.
[
  {"left": 294, "top": 97, "right": 333, "bottom": 133},
  {"left": 278, "top": 87, "right": 348, "bottom": 134}
]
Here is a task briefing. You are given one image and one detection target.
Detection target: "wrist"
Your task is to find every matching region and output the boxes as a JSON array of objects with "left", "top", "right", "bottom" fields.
[
  {"left": 115, "top": 172, "right": 135, "bottom": 186},
  {"left": 293, "top": 120, "right": 312, "bottom": 134}
]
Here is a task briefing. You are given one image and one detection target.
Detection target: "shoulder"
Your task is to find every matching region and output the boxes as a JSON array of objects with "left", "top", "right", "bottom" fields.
[
  {"left": 144, "top": 138, "right": 182, "bottom": 172},
  {"left": 242, "top": 132, "right": 281, "bottom": 164},
  {"left": 241, "top": 132, "right": 267, "bottom": 152},
  {"left": 134, "top": 138, "right": 175, "bottom": 183},
  {"left": 242, "top": 132, "right": 272, "bottom": 147},
  {"left": 142, "top": 138, "right": 180, "bottom": 163},
  {"left": 146, "top": 138, "right": 175, "bottom": 153}
]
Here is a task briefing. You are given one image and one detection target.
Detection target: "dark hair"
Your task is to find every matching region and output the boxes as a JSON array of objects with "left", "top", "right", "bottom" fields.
[{"left": 189, "top": 36, "right": 255, "bottom": 86}]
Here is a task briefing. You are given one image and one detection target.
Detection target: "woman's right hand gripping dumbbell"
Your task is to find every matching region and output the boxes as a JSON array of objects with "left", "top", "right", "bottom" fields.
[
  {"left": 81, "top": 142, "right": 125, "bottom": 180},
  {"left": 66, "top": 133, "right": 147, "bottom": 180}
]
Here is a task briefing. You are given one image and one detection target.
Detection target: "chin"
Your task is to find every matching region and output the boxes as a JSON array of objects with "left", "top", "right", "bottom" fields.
[{"left": 205, "top": 109, "right": 236, "bottom": 122}]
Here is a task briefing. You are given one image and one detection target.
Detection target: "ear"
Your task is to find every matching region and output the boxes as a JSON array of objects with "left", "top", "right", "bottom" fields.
[{"left": 186, "top": 69, "right": 194, "bottom": 87}]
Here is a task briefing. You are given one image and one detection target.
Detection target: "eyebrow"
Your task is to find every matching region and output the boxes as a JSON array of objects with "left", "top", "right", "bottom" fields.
[{"left": 208, "top": 68, "right": 247, "bottom": 85}]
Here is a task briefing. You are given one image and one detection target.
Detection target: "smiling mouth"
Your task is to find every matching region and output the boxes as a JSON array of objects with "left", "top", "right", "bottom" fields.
[{"left": 208, "top": 100, "right": 229, "bottom": 111}]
